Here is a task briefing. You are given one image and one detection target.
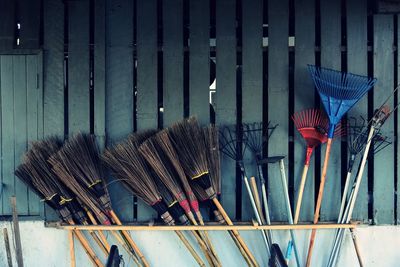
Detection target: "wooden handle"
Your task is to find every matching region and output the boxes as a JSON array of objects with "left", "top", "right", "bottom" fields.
[
  {"left": 74, "top": 230, "right": 104, "bottom": 267},
  {"left": 3, "top": 228, "right": 13, "bottom": 267},
  {"left": 191, "top": 230, "right": 216, "bottom": 267},
  {"left": 228, "top": 231, "right": 255, "bottom": 267},
  {"left": 86, "top": 211, "right": 111, "bottom": 252},
  {"left": 249, "top": 177, "right": 265, "bottom": 224},
  {"left": 212, "top": 198, "right": 259, "bottom": 267},
  {"left": 109, "top": 210, "right": 150, "bottom": 267},
  {"left": 306, "top": 138, "right": 333, "bottom": 267},
  {"left": 175, "top": 231, "right": 206, "bottom": 267},
  {"left": 294, "top": 164, "right": 310, "bottom": 224},
  {"left": 196, "top": 213, "right": 222, "bottom": 267},
  {"left": 68, "top": 230, "right": 76, "bottom": 267},
  {"left": 350, "top": 229, "right": 364, "bottom": 267}
]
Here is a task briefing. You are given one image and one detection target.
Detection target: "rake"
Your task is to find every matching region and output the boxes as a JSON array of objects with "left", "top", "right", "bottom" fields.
[
  {"left": 102, "top": 134, "right": 208, "bottom": 267},
  {"left": 291, "top": 109, "right": 344, "bottom": 224},
  {"left": 305, "top": 65, "right": 376, "bottom": 267},
  {"left": 327, "top": 106, "right": 394, "bottom": 267},
  {"left": 166, "top": 117, "right": 258, "bottom": 267}
]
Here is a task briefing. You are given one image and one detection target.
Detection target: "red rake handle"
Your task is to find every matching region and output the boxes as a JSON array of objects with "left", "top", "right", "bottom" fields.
[{"left": 306, "top": 138, "right": 332, "bottom": 267}]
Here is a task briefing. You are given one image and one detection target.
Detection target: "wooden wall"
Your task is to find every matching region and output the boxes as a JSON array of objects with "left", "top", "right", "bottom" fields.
[{"left": 0, "top": 0, "right": 398, "bottom": 225}]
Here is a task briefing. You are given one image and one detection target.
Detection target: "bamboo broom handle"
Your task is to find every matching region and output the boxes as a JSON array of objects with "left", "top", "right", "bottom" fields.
[
  {"left": 294, "top": 164, "right": 309, "bottom": 224},
  {"left": 190, "top": 216, "right": 221, "bottom": 266},
  {"left": 306, "top": 138, "right": 332, "bottom": 267},
  {"left": 68, "top": 230, "right": 76, "bottom": 267},
  {"left": 249, "top": 177, "right": 265, "bottom": 224},
  {"left": 67, "top": 219, "right": 104, "bottom": 267},
  {"left": 86, "top": 211, "right": 111, "bottom": 252},
  {"left": 175, "top": 231, "right": 206, "bottom": 267},
  {"left": 73, "top": 230, "right": 104, "bottom": 267},
  {"left": 350, "top": 229, "right": 364, "bottom": 267},
  {"left": 109, "top": 210, "right": 150, "bottom": 267},
  {"left": 109, "top": 229, "right": 141, "bottom": 266},
  {"left": 212, "top": 198, "right": 259, "bottom": 267},
  {"left": 88, "top": 230, "right": 109, "bottom": 257},
  {"left": 196, "top": 214, "right": 222, "bottom": 267}
]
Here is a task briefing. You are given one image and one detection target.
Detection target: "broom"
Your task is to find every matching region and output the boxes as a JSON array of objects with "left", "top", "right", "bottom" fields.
[
  {"left": 48, "top": 134, "right": 144, "bottom": 266},
  {"left": 102, "top": 132, "right": 208, "bottom": 267},
  {"left": 305, "top": 65, "right": 376, "bottom": 267},
  {"left": 138, "top": 132, "right": 221, "bottom": 266},
  {"left": 166, "top": 117, "right": 258, "bottom": 267},
  {"left": 21, "top": 138, "right": 112, "bottom": 256},
  {"left": 15, "top": 159, "right": 104, "bottom": 267}
]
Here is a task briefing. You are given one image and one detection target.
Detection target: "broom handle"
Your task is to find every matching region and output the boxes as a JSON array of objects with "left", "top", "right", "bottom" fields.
[
  {"left": 294, "top": 164, "right": 309, "bottom": 224},
  {"left": 68, "top": 230, "right": 76, "bottom": 267},
  {"left": 278, "top": 159, "right": 301, "bottom": 267},
  {"left": 338, "top": 170, "right": 352, "bottom": 223},
  {"left": 306, "top": 138, "right": 332, "bottom": 267},
  {"left": 212, "top": 198, "right": 259, "bottom": 267},
  {"left": 88, "top": 230, "right": 109, "bottom": 257},
  {"left": 109, "top": 229, "right": 141, "bottom": 266},
  {"left": 67, "top": 219, "right": 104, "bottom": 267},
  {"left": 175, "top": 231, "right": 206, "bottom": 267},
  {"left": 196, "top": 214, "right": 222, "bottom": 267},
  {"left": 350, "top": 228, "right": 364, "bottom": 267},
  {"left": 258, "top": 164, "right": 273, "bottom": 245},
  {"left": 109, "top": 210, "right": 149, "bottom": 267},
  {"left": 249, "top": 177, "right": 265, "bottom": 224},
  {"left": 86, "top": 211, "right": 111, "bottom": 252}
]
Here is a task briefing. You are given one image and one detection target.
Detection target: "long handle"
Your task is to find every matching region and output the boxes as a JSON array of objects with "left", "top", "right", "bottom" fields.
[
  {"left": 175, "top": 231, "right": 206, "bottom": 267},
  {"left": 73, "top": 230, "right": 104, "bottom": 267},
  {"left": 350, "top": 229, "right": 364, "bottom": 267},
  {"left": 86, "top": 210, "right": 111, "bottom": 252},
  {"left": 278, "top": 159, "right": 301, "bottom": 267},
  {"left": 243, "top": 175, "right": 272, "bottom": 254},
  {"left": 250, "top": 177, "right": 265, "bottom": 224},
  {"left": 109, "top": 210, "right": 149, "bottom": 267},
  {"left": 10, "top": 197, "right": 24, "bottom": 267},
  {"left": 196, "top": 213, "right": 222, "bottom": 267},
  {"left": 259, "top": 165, "right": 273, "bottom": 245},
  {"left": 294, "top": 164, "right": 310, "bottom": 224},
  {"left": 328, "top": 127, "right": 375, "bottom": 267},
  {"left": 306, "top": 138, "right": 333, "bottom": 267},
  {"left": 337, "top": 170, "right": 352, "bottom": 223},
  {"left": 3, "top": 228, "right": 13, "bottom": 267},
  {"left": 212, "top": 198, "right": 259, "bottom": 267},
  {"left": 69, "top": 230, "right": 76, "bottom": 267},
  {"left": 191, "top": 229, "right": 219, "bottom": 267}
]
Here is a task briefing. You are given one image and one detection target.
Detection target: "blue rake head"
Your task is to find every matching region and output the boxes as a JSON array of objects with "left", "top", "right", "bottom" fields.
[{"left": 308, "top": 65, "right": 377, "bottom": 138}]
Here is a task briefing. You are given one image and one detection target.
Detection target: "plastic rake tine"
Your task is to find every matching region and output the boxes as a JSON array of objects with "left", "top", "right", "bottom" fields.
[{"left": 305, "top": 65, "right": 376, "bottom": 267}]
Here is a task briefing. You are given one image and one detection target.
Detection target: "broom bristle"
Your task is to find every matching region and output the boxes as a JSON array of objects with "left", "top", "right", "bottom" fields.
[{"left": 203, "top": 125, "right": 221, "bottom": 195}]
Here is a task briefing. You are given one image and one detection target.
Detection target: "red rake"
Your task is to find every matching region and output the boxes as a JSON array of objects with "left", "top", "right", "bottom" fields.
[{"left": 292, "top": 109, "right": 344, "bottom": 224}]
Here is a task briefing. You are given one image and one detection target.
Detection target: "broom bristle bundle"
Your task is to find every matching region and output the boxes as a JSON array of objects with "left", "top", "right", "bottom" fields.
[{"left": 202, "top": 125, "right": 221, "bottom": 194}]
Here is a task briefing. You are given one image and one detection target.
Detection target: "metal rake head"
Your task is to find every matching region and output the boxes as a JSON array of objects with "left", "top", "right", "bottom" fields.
[
  {"left": 308, "top": 65, "right": 376, "bottom": 137},
  {"left": 219, "top": 124, "right": 246, "bottom": 162},
  {"left": 242, "top": 121, "right": 277, "bottom": 158}
]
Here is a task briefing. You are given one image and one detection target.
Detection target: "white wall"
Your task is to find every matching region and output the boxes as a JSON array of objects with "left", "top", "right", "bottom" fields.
[{"left": 0, "top": 221, "right": 397, "bottom": 267}]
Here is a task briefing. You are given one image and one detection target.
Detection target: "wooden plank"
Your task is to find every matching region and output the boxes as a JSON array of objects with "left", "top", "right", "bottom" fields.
[
  {"left": 136, "top": 0, "right": 158, "bottom": 221},
  {"left": 106, "top": 0, "right": 134, "bottom": 222},
  {"left": 68, "top": 0, "right": 90, "bottom": 134},
  {"left": 215, "top": 0, "right": 237, "bottom": 218},
  {"left": 189, "top": 0, "right": 210, "bottom": 125},
  {"left": 268, "top": 0, "right": 289, "bottom": 222},
  {"left": 163, "top": 0, "right": 184, "bottom": 127},
  {"left": 319, "top": 0, "right": 342, "bottom": 222},
  {"left": 373, "top": 15, "right": 394, "bottom": 225},
  {"left": 19, "top": 0, "right": 41, "bottom": 49},
  {"left": 1, "top": 55, "right": 15, "bottom": 215},
  {"left": 13, "top": 55, "right": 28, "bottom": 215},
  {"left": 43, "top": 0, "right": 64, "bottom": 220},
  {"left": 398, "top": 14, "right": 400, "bottom": 225},
  {"left": 26, "top": 54, "right": 40, "bottom": 215},
  {"left": 347, "top": 0, "right": 369, "bottom": 222},
  {"left": 94, "top": 0, "right": 106, "bottom": 149},
  {"left": 0, "top": 0, "right": 15, "bottom": 50},
  {"left": 294, "top": 0, "right": 315, "bottom": 222},
  {"left": 241, "top": 0, "right": 263, "bottom": 220}
]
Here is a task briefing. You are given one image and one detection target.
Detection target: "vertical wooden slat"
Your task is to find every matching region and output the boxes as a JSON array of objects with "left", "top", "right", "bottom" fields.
[
  {"left": 94, "top": 0, "right": 106, "bottom": 150},
  {"left": 163, "top": 0, "right": 184, "bottom": 127},
  {"left": 215, "top": 0, "right": 237, "bottom": 218},
  {"left": 398, "top": 15, "right": 400, "bottom": 225},
  {"left": 189, "top": 0, "right": 210, "bottom": 125},
  {"left": 19, "top": 0, "right": 41, "bottom": 49},
  {"left": 136, "top": 0, "right": 158, "bottom": 220},
  {"left": 26, "top": 54, "right": 40, "bottom": 215},
  {"left": 373, "top": 15, "right": 394, "bottom": 224},
  {"left": 0, "top": 0, "right": 15, "bottom": 50},
  {"left": 1, "top": 55, "right": 14, "bottom": 215},
  {"left": 106, "top": 0, "right": 134, "bottom": 222},
  {"left": 294, "top": 0, "right": 315, "bottom": 222},
  {"left": 347, "top": 0, "right": 369, "bottom": 222},
  {"left": 241, "top": 0, "right": 263, "bottom": 220},
  {"left": 13, "top": 55, "right": 28, "bottom": 215},
  {"left": 68, "top": 0, "right": 90, "bottom": 134},
  {"left": 268, "top": 0, "right": 289, "bottom": 222},
  {"left": 319, "top": 0, "right": 342, "bottom": 221},
  {"left": 43, "top": 0, "right": 63, "bottom": 220}
]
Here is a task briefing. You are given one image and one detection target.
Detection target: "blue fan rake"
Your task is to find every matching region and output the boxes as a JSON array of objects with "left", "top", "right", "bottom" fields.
[{"left": 305, "top": 65, "right": 376, "bottom": 267}]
